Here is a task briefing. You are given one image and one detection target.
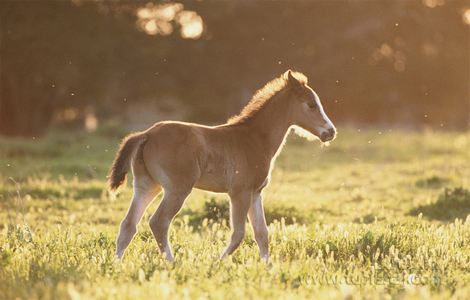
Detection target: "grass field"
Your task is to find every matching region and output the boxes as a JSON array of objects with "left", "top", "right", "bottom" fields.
[{"left": 1, "top": 125, "right": 470, "bottom": 299}]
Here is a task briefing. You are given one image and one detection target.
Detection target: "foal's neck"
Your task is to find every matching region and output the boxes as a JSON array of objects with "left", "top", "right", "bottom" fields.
[{"left": 246, "top": 92, "right": 293, "bottom": 158}]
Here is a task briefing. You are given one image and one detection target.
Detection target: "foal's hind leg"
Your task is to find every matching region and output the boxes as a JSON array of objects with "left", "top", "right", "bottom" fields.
[
  {"left": 149, "top": 187, "right": 191, "bottom": 261},
  {"left": 116, "top": 162, "right": 161, "bottom": 259}
]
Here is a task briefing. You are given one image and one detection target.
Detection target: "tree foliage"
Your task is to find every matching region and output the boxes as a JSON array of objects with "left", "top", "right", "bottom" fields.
[{"left": 0, "top": 0, "right": 468, "bottom": 136}]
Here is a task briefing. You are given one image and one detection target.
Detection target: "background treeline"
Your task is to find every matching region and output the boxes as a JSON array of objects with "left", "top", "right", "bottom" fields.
[{"left": 1, "top": 0, "right": 469, "bottom": 136}]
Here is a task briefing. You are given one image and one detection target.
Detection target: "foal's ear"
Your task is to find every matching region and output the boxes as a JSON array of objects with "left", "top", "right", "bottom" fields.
[{"left": 284, "top": 69, "right": 302, "bottom": 88}]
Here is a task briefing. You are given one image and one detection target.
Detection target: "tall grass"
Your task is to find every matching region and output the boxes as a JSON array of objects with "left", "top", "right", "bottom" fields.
[{"left": 1, "top": 127, "right": 469, "bottom": 299}]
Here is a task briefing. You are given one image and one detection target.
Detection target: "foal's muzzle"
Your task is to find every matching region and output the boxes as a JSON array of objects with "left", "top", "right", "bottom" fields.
[{"left": 320, "top": 128, "right": 336, "bottom": 142}]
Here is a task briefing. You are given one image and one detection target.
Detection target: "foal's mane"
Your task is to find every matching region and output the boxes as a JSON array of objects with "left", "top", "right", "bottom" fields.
[{"left": 227, "top": 71, "right": 307, "bottom": 125}]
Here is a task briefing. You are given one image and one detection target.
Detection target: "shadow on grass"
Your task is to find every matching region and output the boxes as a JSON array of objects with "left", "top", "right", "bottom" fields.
[
  {"left": 408, "top": 187, "right": 470, "bottom": 221},
  {"left": 415, "top": 175, "right": 450, "bottom": 189},
  {"left": 353, "top": 214, "right": 385, "bottom": 224},
  {"left": 181, "top": 197, "right": 312, "bottom": 228}
]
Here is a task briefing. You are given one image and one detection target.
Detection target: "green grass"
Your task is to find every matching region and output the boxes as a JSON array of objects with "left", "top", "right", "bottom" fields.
[{"left": 1, "top": 126, "right": 470, "bottom": 299}]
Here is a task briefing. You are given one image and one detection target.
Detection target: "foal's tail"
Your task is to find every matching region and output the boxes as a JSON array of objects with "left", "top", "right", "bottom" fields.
[{"left": 108, "top": 132, "right": 148, "bottom": 192}]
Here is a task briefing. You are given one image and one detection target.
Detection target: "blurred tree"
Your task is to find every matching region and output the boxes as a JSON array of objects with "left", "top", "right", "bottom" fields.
[{"left": 0, "top": 0, "right": 468, "bottom": 136}]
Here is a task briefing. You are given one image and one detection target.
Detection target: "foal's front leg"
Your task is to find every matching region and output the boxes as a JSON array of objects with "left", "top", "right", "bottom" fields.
[
  {"left": 248, "top": 193, "right": 269, "bottom": 262},
  {"left": 221, "top": 191, "right": 252, "bottom": 258}
]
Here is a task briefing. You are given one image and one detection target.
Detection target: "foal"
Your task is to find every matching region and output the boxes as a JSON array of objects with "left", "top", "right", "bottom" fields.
[{"left": 109, "top": 70, "right": 336, "bottom": 261}]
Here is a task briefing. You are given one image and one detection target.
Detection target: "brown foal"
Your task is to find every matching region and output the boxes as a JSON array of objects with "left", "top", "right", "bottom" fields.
[{"left": 108, "top": 70, "right": 336, "bottom": 261}]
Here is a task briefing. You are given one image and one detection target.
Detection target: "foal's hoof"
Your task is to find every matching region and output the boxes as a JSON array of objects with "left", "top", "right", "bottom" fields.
[
  {"left": 113, "top": 254, "right": 124, "bottom": 264},
  {"left": 219, "top": 252, "right": 230, "bottom": 260},
  {"left": 162, "top": 253, "right": 175, "bottom": 262},
  {"left": 115, "top": 251, "right": 124, "bottom": 260}
]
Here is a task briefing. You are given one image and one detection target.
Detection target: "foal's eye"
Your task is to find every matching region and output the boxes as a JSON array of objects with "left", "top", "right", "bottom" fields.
[{"left": 307, "top": 102, "right": 316, "bottom": 109}]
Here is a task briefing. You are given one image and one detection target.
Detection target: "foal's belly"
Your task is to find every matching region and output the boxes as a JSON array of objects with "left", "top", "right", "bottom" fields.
[
  {"left": 194, "top": 160, "right": 270, "bottom": 193},
  {"left": 193, "top": 148, "right": 233, "bottom": 193},
  {"left": 194, "top": 171, "right": 229, "bottom": 193}
]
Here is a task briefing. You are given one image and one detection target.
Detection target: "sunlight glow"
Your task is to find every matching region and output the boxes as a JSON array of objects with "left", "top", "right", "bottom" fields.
[
  {"left": 137, "top": 3, "right": 183, "bottom": 21},
  {"left": 463, "top": 9, "right": 470, "bottom": 25},
  {"left": 84, "top": 111, "right": 98, "bottom": 132},
  {"left": 178, "top": 11, "right": 204, "bottom": 39},
  {"left": 369, "top": 43, "right": 406, "bottom": 72},
  {"left": 422, "top": 0, "right": 445, "bottom": 8},
  {"left": 136, "top": 2, "right": 204, "bottom": 39},
  {"left": 144, "top": 20, "right": 159, "bottom": 35}
]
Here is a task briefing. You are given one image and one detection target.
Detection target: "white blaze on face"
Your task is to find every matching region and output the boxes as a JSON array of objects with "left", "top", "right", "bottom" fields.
[{"left": 313, "top": 90, "right": 336, "bottom": 135}]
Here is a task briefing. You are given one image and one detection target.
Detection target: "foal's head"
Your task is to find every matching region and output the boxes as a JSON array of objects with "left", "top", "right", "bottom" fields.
[{"left": 284, "top": 70, "right": 336, "bottom": 142}]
